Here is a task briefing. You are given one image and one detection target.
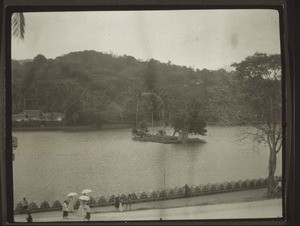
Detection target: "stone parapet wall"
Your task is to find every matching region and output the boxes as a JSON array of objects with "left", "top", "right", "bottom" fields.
[{"left": 14, "top": 176, "right": 280, "bottom": 214}]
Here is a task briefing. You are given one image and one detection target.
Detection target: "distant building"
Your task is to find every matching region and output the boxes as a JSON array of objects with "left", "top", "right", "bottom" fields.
[
  {"left": 43, "top": 112, "right": 64, "bottom": 121},
  {"left": 12, "top": 110, "right": 64, "bottom": 122}
]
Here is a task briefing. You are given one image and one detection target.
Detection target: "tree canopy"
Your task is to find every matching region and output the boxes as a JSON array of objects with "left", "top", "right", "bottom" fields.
[
  {"left": 12, "top": 50, "right": 233, "bottom": 128},
  {"left": 231, "top": 52, "right": 282, "bottom": 197}
]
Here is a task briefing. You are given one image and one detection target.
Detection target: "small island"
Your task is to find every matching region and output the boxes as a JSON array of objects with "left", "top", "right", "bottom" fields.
[
  {"left": 131, "top": 91, "right": 207, "bottom": 144},
  {"left": 132, "top": 131, "right": 205, "bottom": 144}
]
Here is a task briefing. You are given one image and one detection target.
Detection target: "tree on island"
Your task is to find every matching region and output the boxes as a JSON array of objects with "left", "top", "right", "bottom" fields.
[
  {"left": 231, "top": 53, "right": 282, "bottom": 197},
  {"left": 170, "top": 100, "right": 207, "bottom": 137},
  {"left": 140, "top": 91, "right": 171, "bottom": 137},
  {"left": 143, "top": 59, "right": 159, "bottom": 121}
]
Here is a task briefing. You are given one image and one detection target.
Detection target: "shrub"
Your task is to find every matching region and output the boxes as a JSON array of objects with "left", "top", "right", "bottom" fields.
[
  {"left": 15, "top": 202, "right": 23, "bottom": 211},
  {"left": 121, "top": 194, "right": 127, "bottom": 201},
  {"left": 131, "top": 193, "right": 137, "bottom": 200},
  {"left": 159, "top": 190, "right": 167, "bottom": 198},
  {"left": 97, "top": 196, "right": 107, "bottom": 204},
  {"left": 108, "top": 195, "right": 115, "bottom": 203},
  {"left": 140, "top": 192, "right": 148, "bottom": 200},
  {"left": 184, "top": 185, "right": 192, "bottom": 196},
  {"left": 225, "top": 183, "right": 232, "bottom": 190},
  {"left": 230, "top": 181, "right": 236, "bottom": 189},
  {"left": 196, "top": 185, "right": 204, "bottom": 194},
  {"left": 213, "top": 183, "right": 220, "bottom": 191},
  {"left": 219, "top": 183, "right": 225, "bottom": 190},
  {"left": 209, "top": 184, "right": 217, "bottom": 191},
  {"left": 52, "top": 200, "right": 62, "bottom": 209},
  {"left": 252, "top": 179, "right": 259, "bottom": 187},
  {"left": 245, "top": 179, "right": 251, "bottom": 187},
  {"left": 168, "top": 189, "right": 176, "bottom": 197},
  {"left": 177, "top": 187, "right": 184, "bottom": 196},
  {"left": 241, "top": 181, "right": 248, "bottom": 188},
  {"left": 150, "top": 191, "right": 158, "bottom": 199},
  {"left": 89, "top": 197, "right": 96, "bottom": 205},
  {"left": 202, "top": 185, "right": 209, "bottom": 192},
  {"left": 238, "top": 180, "right": 244, "bottom": 188},
  {"left": 259, "top": 178, "right": 267, "bottom": 186},
  {"left": 40, "top": 201, "right": 50, "bottom": 209},
  {"left": 28, "top": 202, "right": 38, "bottom": 211},
  {"left": 189, "top": 186, "right": 197, "bottom": 196},
  {"left": 249, "top": 180, "right": 255, "bottom": 187}
]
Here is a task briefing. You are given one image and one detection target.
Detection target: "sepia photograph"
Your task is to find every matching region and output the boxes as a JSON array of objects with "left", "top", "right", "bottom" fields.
[{"left": 11, "top": 9, "right": 283, "bottom": 222}]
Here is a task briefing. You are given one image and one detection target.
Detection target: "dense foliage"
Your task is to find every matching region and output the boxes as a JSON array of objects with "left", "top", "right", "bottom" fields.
[
  {"left": 12, "top": 51, "right": 281, "bottom": 141},
  {"left": 12, "top": 50, "right": 235, "bottom": 129}
]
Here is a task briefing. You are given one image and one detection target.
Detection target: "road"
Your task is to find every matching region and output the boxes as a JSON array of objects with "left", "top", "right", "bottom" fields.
[{"left": 14, "top": 198, "right": 282, "bottom": 222}]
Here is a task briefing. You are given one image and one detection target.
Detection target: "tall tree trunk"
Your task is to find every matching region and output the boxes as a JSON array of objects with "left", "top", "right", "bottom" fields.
[{"left": 267, "top": 147, "right": 277, "bottom": 197}]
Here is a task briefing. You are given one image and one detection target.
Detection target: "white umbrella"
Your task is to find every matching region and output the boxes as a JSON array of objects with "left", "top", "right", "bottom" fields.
[
  {"left": 67, "top": 192, "right": 77, "bottom": 197},
  {"left": 82, "top": 189, "right": 92, "bottom": 194},
  {"left": 79, "top": 195, "right": 90, "bottom": 201}
]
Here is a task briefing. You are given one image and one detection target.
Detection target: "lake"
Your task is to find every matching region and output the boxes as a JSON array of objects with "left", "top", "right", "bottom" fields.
[{"left": 12, "top": 126, "right": 282, "bottom": 206}]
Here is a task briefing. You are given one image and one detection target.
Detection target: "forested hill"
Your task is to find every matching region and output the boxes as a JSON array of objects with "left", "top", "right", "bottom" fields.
[{"left": 11, "top": 50, "right": 237, "bottom": 126}]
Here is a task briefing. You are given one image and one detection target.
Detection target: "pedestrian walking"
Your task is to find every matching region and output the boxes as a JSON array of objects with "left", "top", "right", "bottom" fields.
[
  {"left": 126, "top": 194, "right": 132, "bottom": 210},
  {"left": 114, "top": 196, "right": 120, "bottom": 211},
  {"left": 62, "top": 201, "right": 69, "bottom": 219},
  {"left": 83, "top": 203, "right": 91, "bottom": 221},
  {"left": 119, "top": 198, "right": 124, "bottom": 212},
  {"left": 22, "top": 198, "right": 28, "bottom": 211},
  {"left": 77, "top": 199, "right": 85, "bottom": 217},
  {"left": 275, "top": 177, "right": 282, "bottom": 192},
  {"left": 26, "top": 213, "right": 32, "bottom": 223},
  {"left": 67, "top": 196, "right": 75, "bottom": 212}
]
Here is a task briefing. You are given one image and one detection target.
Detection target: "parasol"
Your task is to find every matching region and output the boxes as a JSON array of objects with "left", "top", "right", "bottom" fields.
[
  {"left": 82, "top": 189, "right": 92, "bottom": 194},
  {"left": 79, "top": 195, "right": 90, "bottom": 201},
  {"left": 67, "top": 192, "right": 77, "bottom": 197}
]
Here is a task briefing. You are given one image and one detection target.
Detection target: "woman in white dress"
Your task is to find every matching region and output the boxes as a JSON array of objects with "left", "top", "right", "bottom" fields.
[
  {"left": 68, "top": 197, "right": 75, "bottom": 212},
  {"left": 77, "top": 200, "right": 85, "bottom": 217},
  {"left": 119, "top": 198, "right": 124, "bottom": 212}
]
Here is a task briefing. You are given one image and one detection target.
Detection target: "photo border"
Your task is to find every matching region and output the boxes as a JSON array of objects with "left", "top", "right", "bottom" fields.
[{"left": 0, "top": 0, "right": 295, "bottom": 225}]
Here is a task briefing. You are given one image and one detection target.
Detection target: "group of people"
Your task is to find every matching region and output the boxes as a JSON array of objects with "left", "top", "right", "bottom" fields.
[
  {"left": 114, "top": 194, "right": 132, "bottom": 212},
  {"left": 62, "top": 196, "right": 91, "bottom": 221},
  {"left": 76, "top": 199, "right": 91, "bottom": 221},
  {"left": 22, "top": 192, "right": 134, "bottom": 222}
]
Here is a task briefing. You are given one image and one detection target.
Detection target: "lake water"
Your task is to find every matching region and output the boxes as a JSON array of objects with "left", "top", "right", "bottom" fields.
[{"left": 12, "top": 126, "right": 282, "bottom": 206}]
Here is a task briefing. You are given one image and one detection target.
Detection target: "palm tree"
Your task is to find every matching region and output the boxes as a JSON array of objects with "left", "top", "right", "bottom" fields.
[
  {"left": 12, "top": 13, "right": 25, "bottom": 40},
  {"left": 140, "top": 91, "right": 170, "bottom": 138}
]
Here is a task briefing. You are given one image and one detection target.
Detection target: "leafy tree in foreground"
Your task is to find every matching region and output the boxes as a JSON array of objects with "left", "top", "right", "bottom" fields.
[
  {"left": 231, "top": 53, "right": 282, "bottom": 197},
  {"left": 12, "top": 13, "right": 25, "bottom": 40}
]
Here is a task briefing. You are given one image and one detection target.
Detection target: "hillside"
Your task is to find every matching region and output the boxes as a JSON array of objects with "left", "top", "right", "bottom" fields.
[{"left": 11, "top": 50, "right": 235, "bottom": 126}]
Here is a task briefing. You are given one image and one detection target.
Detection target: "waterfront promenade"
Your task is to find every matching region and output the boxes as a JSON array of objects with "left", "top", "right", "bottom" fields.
[{"left": 14, "top": 188, "right": 282, "bottom": 222}]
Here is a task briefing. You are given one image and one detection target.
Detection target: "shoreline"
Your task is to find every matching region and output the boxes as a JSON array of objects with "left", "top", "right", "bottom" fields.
[
  {"left": 12, "top": 124, "right": 133, "bottom": 132},
  {"left": 12, "top": 123, "right": 249, "bottom": 132}
]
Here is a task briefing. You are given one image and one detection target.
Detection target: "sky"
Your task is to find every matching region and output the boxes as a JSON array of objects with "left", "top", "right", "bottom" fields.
[{"left": 11, "top": 9, "right": 281, "bottom": 70}]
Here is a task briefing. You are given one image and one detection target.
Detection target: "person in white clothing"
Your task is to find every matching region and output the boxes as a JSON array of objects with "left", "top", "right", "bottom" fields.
[
  {"left": 77, "top": 200, "right": 85, "bottom": 217},
  {"left": 119, "top": 198, "right": 124, "bottom": 212},
  {"left": 83, "top": 203, "right": 91, "bottom": 221},
  {"left": 62, "top": 201, "right": 68, "bottom": 219}
]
